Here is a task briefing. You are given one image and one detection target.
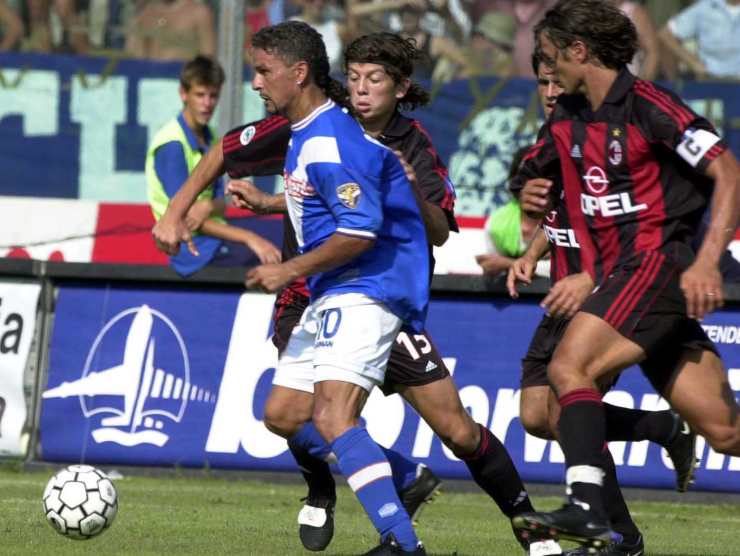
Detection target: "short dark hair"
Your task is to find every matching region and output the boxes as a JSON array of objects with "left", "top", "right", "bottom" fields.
[
  {"left": 343, "top": 32, "right": 430, "bottom": 111},
  {"left": 180, "top": 55, "right": 225, "bottom": 91},
  {"left": 252, "top": 21, "right": 348, "bottom": 106},
  {"left": 535, "top": 0, "right": 637, "bottom": 70}
]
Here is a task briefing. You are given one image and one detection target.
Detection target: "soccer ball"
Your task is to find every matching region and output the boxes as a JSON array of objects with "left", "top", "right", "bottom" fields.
[{"left": 42, "top": 464, "right": 118, "bottom": 539}]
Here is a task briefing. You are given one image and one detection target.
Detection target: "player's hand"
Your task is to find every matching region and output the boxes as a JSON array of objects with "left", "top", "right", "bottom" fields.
[
  {"left": 393, "top": 150, "right": 418, "bottom": 187},
  {"left": 542, "top": 271, "right": 594, "bottom": 319},
  {"left": 185, "top": 199, "right": 213, "bottom": 232},
  {"left": 520, "top": 178, "right": 553, "bottom": 217},
  {"left": 476, "top": 253, "right": 512, "bottom": 276},
  {"left": 152, "top": 214, "right": 198, "bottom": 257},
  {"left": 506, "top": 255, "right": 537, "bottom": 299},
  {"left": 680, "top": 261, "right": 724, "bottom": 320},
  {"left": 245, "top": 235, "right": 282, "bottom": 265},
  {"left": 227, "top": 179, "right": 273, "bottom": 214},
  {"left": 245, "top": 263, "right": 295, "bottom": 293}
]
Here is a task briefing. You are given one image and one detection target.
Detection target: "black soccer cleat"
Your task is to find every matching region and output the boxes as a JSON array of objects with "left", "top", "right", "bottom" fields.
[
  {"left": 297, "top": 496, "right": 335, "bottom": 551},
  {"left": 512, "top": 502, "right": 620, "bottom": 551},
  {"left": 398, "top": 465, "right": 441, "bottom": 525},
  {"left": 513, "top": 521, "right": 563, "bottom": 555},
  {"left": 563, "top": 533, "right": 644, "bottom": 555},
  {"left": 665, "top": 415, "right": 698, "bottom": 492},
  {"left": 361, "top": 533, "right": 427, "bottom": 555}
]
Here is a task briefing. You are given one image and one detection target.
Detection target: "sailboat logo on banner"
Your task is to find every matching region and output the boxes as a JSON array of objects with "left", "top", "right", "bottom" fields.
[{"left": 43, "top": 305, "right": 215, "bottom": 447}]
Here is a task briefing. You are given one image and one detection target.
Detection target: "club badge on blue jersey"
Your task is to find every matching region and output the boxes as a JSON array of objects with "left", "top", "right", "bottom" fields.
[{"left": 337, "top": 182, "right": 361, "bottom": 209}]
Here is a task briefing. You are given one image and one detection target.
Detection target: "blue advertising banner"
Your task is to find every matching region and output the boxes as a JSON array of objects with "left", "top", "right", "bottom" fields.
[
  {"left": 2, "top": 52, "right": 740, "bottom": 216},
  {"left": 40, "top": 285, "right": 740, "bottom": 492}
]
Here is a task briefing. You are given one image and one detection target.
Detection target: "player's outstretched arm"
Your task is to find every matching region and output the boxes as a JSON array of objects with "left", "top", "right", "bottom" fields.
[
  {"left": 152, "top": 138, "right": 226, "bottom": 256},
  {"left": 506, "top": 228, "right": 549, "bottom": 299},
  {"left": 682, "top": 150, "right": 740, "bottom": 319},
  {"left": 393, "top": 150, "right": 449, "bottom": 246},
  {"left": 200, "top": 220, "right": 281, "bottom": 264},
  {"left": 227, "top": 179, "right": 287, "bottom": 214},
  {"left": 246, "top": 234, "right": 374, "bottom": 293}
]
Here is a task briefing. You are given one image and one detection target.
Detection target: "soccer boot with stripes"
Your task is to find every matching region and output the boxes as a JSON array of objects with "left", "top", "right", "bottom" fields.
[
  {"left": 361, "top": 533, "right": 427, "bottom": 555},
  {"left": 563, "top": 533, "right": 644, "bottom": 555},
  {"left": 512, "top": 501, "right": 620, "bottom": 552},
  {"left": 665, "top": 414, "right": 698, "bottom": 492},
  {"left": 398, "top": 465, "right": 441, "bottom": 525},
  {"left": 297, "top": 495, "right": 335, "bottom": 551}
]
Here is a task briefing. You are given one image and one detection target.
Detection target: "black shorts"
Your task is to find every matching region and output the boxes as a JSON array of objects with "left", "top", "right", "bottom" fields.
[
  {"left": 520, "top": 315, "right": 570, "bottom": 388},
  {"left": 272, "top": 294, "right": 449, "bottom": 395},
  {"left": 580, "top": 250, "right": 718, "bottom": 388},
  {"left": 380, "top": 329, "right": 450, "bottom": 396}
]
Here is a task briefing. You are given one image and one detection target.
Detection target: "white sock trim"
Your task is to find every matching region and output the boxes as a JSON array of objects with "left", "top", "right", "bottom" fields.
[
  {"left": 566, "top": 465, "right": 605, "bottom": 487},
  {"left": 347, "top": 462, "right": 392, "bottom": 492}
]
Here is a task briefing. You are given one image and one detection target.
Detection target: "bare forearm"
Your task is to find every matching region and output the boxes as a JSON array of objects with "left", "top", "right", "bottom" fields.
[
  {"left": 524, "top": 228, "right": 550, "bottom": 262},
  {"left": 283, "top": 234, "right": 374, "bottom": 279},
  {"left": 658, "top": 27, "right": 704, "bottom": 73},
  {"left": 199, "top": 219, "right": 251, "bottom": 243},
  {"left": 417, "top": 201, "right": 449, "bottom": 246},
  {"left": 166, "top": 139, "right": 225, "bottom": 219},
  {"left": 697, "top": 152, "right": 740, "bottom": 266}
]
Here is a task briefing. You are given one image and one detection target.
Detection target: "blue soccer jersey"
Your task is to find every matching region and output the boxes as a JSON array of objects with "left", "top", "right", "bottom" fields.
[{"left": 283, "top": 100, "right": 430, "bottom": 332}]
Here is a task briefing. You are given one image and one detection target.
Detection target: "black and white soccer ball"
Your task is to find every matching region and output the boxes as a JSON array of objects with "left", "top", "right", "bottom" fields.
[{"left": 42, "top": 464, "right": 118, "bottom": 539}]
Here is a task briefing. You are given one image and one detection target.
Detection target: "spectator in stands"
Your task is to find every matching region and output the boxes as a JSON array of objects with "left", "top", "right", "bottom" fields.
[
  {"left": 610, "top": 0, "right": 660, "bottom": 79},
  {"left": 488, "top": 0, "right": 557, "bottom": 78},
  {"left": 461, "top": 10, "right": 515, "bottom": 77},
  {"left": 475, "top": 146, "right": 542, "bottom": 276},
  {"left": 0, "top": 0, "right": 22, "bottom": 51},
  {"left": 290, "top": 0, "right": 357, "bottom": 72},
  {"left": 395, "top": 2, "right": 473, "bottom": 81},
  {"left": 146, "top": 56, "right": 280, "bottom": 276},
  {"left": 659, "top": 0, "right": 740, "bottom": 80},
  {"left": 26, "top": 0, "right": 88, "bottom": 53},
  {"left": 125, "top": 0, "right": 216, "bottom": 61}
]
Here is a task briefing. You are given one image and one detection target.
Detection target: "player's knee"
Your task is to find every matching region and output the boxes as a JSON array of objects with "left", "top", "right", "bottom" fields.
[
  {"left": 519, "top": 396, "right": 552, "bottom": 439},
  {"left": 311, "top": 405, "right": 353, "bottom": 444},
  {"left": 263, "top": 399, "right": 302, "bottom": 438},
  {"left": 438, "top": 418, "right": 480, "bottom": 456},
  {"left": 703, "top": 426, "right": 740, "bottom": 457},
  {"left": 520, "top": 407, "right": 554, "bottom": 440}
]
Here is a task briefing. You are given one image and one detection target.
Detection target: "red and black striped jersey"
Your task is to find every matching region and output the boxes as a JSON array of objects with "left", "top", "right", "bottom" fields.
[
  {"left": 541, "top": 204, "right": 583, "bottom": 284},
  {"left": 513, "top": 68, "right": 726, "bottom": 284},
  {"left": 221, "top": 110, "right": 458, "bottom": 300}
]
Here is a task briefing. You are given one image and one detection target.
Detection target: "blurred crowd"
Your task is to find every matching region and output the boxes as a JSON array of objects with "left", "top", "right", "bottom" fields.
[{"left": 1, "top": 0, "right": 740, "bottom": 82}]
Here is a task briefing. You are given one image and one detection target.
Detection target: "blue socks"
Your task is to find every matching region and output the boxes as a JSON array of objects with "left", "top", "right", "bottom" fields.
[
  {"left": 290, "top": 422, "right": 419, "bottom": 491},
  {"left": 331, "top": 426, "right": 419, "bottom": 551}
]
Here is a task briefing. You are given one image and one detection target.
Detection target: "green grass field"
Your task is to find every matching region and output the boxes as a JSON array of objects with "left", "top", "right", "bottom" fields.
[{"left": 1, "top": 463, "right": 739, "bottom": 555}]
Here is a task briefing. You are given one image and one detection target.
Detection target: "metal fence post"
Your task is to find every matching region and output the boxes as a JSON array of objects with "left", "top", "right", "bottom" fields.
[{"left": 216, "top": 0, "right": 245, "bottom": 136}]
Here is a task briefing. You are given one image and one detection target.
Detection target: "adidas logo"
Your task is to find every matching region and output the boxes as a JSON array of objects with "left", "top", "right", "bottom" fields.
[
  {"left": 570, "top": 144, "right": 582, "bottom": 158},
  {"left": 425, "top": 360, "right": 437, "bottom": 372}
]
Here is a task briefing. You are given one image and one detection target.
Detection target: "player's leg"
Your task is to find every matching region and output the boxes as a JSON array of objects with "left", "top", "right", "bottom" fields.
[
  {"left": 311, "top": 296, "right": 424, "bottom": 554},
  {"left": 514, "top": 311, "right": 644, "bottom": 549},
  {"left": 393, "top": 332, "right": 561, "bottom": 555},
  {"left": 267, "top": 305, "right": 338, "bottom": 551},
  {"left": 656, "top": 346, "right": 740, "bottom": 456}
]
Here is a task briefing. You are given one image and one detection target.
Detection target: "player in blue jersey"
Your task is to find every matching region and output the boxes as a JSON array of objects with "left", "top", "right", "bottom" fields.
[{"left": 247, "top": 22, "right": 429, "bottom": 556}]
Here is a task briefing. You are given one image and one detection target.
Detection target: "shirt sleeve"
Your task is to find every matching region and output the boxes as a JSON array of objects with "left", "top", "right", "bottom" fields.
[
  {"left": 154, "top": 141, "right": 190, "bottom": 198},
  {"left": 667, "top": 2, "right": 702, "bottom": 41},
  {"left": 307, "top": 159, "right": 383, "bottom": 240},
  {"left": 635, "top": 82, "right": 726, "bottom": 173},
  {"left": 405, "top": 122, "right": 458, "bottom": 232},
  {"left": 222, "top": 115, "right": 291, "bottom": 178},
  {"left": 509, "top": 126, "right": 562, "bottom": 195}
]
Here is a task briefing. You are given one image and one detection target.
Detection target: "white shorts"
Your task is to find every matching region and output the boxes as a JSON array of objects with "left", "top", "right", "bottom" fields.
[{"left": 272, "top": 293, "right": 402, "bottom": 393}]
